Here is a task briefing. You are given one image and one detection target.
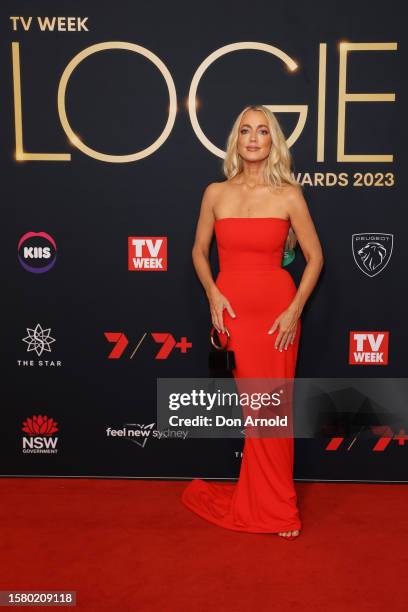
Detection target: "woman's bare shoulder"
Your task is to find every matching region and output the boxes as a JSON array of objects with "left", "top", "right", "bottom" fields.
[
  {"left": 200, "top": 181, "right": 231, "bottom": 221},
  {"left": 277, "top": 182, "right": 301, "bottom": 194},
  {"left": 279, "top": 183, "right": 304, "bottom": 204},
  {"left": 285, "top": 182, "right": 303, "bottom": 194},
  {"left": 202, "top": 180, "right": 229, "bottom": 200},
  {"left": 205, "top": 180, "right": 229, "bottom": 190}
]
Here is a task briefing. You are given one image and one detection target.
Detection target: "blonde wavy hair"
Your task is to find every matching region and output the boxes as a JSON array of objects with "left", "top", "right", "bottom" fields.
[{"left": 222, "top": 104, "right": 301, "bottom": 252}]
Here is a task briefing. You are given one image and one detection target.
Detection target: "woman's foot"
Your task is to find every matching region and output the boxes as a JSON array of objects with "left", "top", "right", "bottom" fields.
[{"left": 278, "top": 529, "right": 300, "bottom": 539}]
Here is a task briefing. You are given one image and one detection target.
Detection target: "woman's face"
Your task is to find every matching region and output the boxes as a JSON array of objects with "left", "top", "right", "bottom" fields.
[{"left": 237, "top": 110, "right": 272, "bottom": 162}]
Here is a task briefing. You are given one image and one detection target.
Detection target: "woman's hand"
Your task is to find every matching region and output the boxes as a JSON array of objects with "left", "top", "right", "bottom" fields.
[
  {"left": 267, "top": 303, "right": 301, "bottom": 351},
  {"left": 207, "top": 286, "right": 236, "bottom": 333}
]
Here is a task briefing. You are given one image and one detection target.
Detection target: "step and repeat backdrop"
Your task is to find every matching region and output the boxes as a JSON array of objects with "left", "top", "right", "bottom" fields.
[{"left": 1, "top": 0, "right": 406, "bottom": 482}]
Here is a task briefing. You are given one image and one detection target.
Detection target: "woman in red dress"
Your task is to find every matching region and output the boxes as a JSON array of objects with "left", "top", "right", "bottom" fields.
[{"left": 182, "top": 105, "right": 324, "bottom": 539}]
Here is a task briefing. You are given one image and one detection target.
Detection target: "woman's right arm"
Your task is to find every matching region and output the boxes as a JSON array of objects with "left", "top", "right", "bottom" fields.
[{"left": 191, "top": 183, "right": 236, "bottom": 334}]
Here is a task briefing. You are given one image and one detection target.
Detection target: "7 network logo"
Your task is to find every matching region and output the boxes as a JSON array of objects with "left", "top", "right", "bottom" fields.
[
  {"left": 104, "top": 331, "right": 192, "bottom": 359},
  {"left": 326, "top": 427, "right": 408, "bottom": 452}
]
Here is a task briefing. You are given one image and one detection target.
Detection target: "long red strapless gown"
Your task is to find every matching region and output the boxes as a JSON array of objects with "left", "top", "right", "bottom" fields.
[{"left": 182, "top": 217, "right": 302, "bottom": 533}]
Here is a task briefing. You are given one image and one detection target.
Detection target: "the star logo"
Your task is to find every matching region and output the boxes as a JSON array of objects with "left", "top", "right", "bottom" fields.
[{"left": 22, "top": 324, "right": 56, "bottom": 356}]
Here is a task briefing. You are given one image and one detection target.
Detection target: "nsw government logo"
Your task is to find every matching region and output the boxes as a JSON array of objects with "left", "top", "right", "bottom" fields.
[
  {"left": 18, "top": 231, "right": 57, "bottom": 273},
  {"left": 352, "top": 233, "right": 393, "bottom": 277},
  {"left": 21, "top": 414, "right": 59, "bottom": 454}
]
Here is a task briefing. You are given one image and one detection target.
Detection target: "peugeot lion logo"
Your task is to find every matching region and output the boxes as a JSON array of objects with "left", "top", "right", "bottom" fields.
[{"left": 352, "top": 233, "right": 393, "bottom": 277}]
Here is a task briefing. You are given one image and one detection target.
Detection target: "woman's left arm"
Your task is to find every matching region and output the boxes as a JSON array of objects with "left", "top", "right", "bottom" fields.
[{"left": 268, "top": 185, "right": 324, "bottom": 350}]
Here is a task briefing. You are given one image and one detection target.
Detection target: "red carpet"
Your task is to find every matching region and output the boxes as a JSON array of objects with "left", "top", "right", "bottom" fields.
[{"left": 1, "top": 478, "right": 407, "bottom": 611}]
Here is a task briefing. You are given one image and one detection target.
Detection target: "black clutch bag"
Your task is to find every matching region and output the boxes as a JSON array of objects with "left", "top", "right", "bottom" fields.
[{"left": 208, "top": 325, "right": 236, "bottom": 372}]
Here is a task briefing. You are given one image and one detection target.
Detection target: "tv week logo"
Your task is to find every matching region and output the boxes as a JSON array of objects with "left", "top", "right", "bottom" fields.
[
  {"left": 21, "top": 414, "right": 59, "bottom": 454},
  {"left": 349, "top": 331, "right": 389, "bottom": 365},
  {"left": 128, "top": 237, "right": 167, "bottom": 271}
]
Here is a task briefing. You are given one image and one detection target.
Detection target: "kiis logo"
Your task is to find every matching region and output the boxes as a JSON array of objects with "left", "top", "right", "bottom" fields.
[
  {"left": 18, "top": 231, "right": 57, "bottom": 273},
  {"left": 21, "top": 414, "right": 59, "bottom": 454},
  {"left": 349, "top": 331, "right": 389, "bottom": 365},
  {"left": 18, "top": 323, "right": 61, "bottom": 367},
  {"left": 104, "top": 331, "right": 192, "bottom": 359},
  {"left": 128, "top": 237, "right": 167, "bottom": 271}
]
